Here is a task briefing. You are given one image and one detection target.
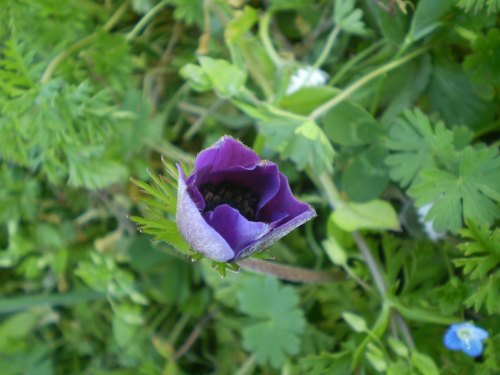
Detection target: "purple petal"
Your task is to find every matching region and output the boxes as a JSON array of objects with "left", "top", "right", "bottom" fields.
[
  {"left": 260, "top": 173, "right": 314, "bottom": 224},
  {"left": 206, "top": 162, "right": 281, "bottom": 211},
  {"left": 204, "top": 205, "right": 270, "bottom": 255},
  {"left": 234, "top": 208, "right": 316, "bottom": 260},
  {"left": 195, "top": 136, "right": 261, "bottom": 175},
  {"left": 176, "top": 165, "right": 234, "bottom": 262}
]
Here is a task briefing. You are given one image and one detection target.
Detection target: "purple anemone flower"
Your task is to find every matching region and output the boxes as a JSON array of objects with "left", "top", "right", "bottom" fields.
[{"left": 176, "top": 136, "right": 316, "bottom": 262}]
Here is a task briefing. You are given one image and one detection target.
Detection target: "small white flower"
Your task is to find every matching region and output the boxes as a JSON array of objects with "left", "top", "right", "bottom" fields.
[
  {"left": 417, "top": 203, "right": 445, "bottom": 241},
  {"left": 286, "top": 66, "right": 328, "bottom": 95}
]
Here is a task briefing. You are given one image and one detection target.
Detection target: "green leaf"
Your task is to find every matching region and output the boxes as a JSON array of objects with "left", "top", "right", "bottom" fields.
[
  {"left": 411, "top": 350, "right": 440, "bottom": 375},
  {"left": 381, "top": 55, "right": 432, "bottom": 124},
  {"left": 299, "top": 351, "right": 352, "bottom": 375},
  {"left": 455, "top": 223, "right": 500, "bottom": 313},
  {"left": 428, "top": 57, "right": 495, "bottom": 130},
  {"left": 198, "top": 57, "right": 247, "bottom": 98},
  {"left": 456, "top": 222, "right": 500, "bottom": 277},
  {"left": 464, "top": 28, "right": 500, "bottom": 100},
  {"left": 334, "top": 0, "right": 367, "bottom": 35},
  {"left": 321, "top": 99, "right": 382, "bottom": 146},
  {"left": 408, "top": 0, "right": 455, "bottom": 42},
  {"left": 282, "top": 120, "right": 335, "bottom": 173},
  {"left": 409, "top": 146, "right": 500, "bottom": 232},
  {"left": 130, "top": 162, "right": 190, "bottom": 254},
  {"left": 342, "top": 144, "right": 389, "bottom": 202},
  {"left": 180, "top": 64, "right": 213, "bottom": 92},
  {"left": 280, "top": 86, "right": 339, "bottom": 115},
  {"left": 342, "top": 312, "right": 367, "bottom": 332},
  {"left": 323, "top": 238, "right": 347, "bottom": 266},
  {"left": 225, "top": 6, "right": 258, "bottom": 43},
  {"left": 168, "top": 0, "right": 204, "bottom": 26},
  {"left": 331, "top": 200, "right": 400, "bottom": 232},
  {"left": 365, "top": 0, "right": 408, "bottom": 45},
  {"left": 385, "top": 109, "right": 455, "bottom": 187},
  {"left": 457, "top": 0, "right": 500, "bottom": 14},
  {"left": 388, "top": 337, "right": 409, "bottom": 358},
  {"left": 67, "top": 150, "right": 128, "bottom": 190},
  {"left": 366, "top": 342, "right": 388, "bottom": 372},
  {"left": 237, "top": 276, "right": 305, "bottom": 369}
]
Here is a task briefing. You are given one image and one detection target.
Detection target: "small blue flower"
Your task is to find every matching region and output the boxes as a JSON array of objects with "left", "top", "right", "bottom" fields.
[{"left": 443, "top": 322, "right": 489, "bottom": 357}]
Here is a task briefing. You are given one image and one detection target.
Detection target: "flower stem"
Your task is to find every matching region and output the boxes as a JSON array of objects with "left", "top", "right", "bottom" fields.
[
  {"left": 312, "top": 25, "right": 340, "bottom": 71},
  {"left": 309, "top": 47, "right": 427, "bottom": 120},
  {"left": 315, "top": 171, "right": 416, "bottom": 348},
  {"left": 352, "top": 232, "right": 387, "bottom": 295},
  {"left": 239, "top": 258, "right": 343, "bottom": 284},
  {"left": 259, "top": 11, "right": 282, "bottom": 67},
  {"left": 40, "top": 1, "right": 129, "bottom": 83},
  {"left": 329, "top": 40, "right": 385, "bottom": 85},
  {"left": 125, "top": 0, "right": 170, "bottom": 41}
]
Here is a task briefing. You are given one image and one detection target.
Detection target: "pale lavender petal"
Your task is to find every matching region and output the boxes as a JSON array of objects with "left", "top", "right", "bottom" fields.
[
  {"left": 234, "top": 208, "right": 316, "bottom": 260},
  {"left": 204, "top": 205, "right": 270, "bottom": 255},
  {"left": 176, "top": 165, "right": 234, "bottom": 262},
  {"left": 195, "top": 136, "right": 260, "bottom": 174}
]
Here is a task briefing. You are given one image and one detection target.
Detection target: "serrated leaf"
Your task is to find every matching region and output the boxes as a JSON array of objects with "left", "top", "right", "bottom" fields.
[
  {"left": 299, "top": 351, "right": 352, "bottom": 375},
  {"left": 180, "top": 64, "right": 213, "bottom": 92},
  {"left": 237, "top": 276, "right": 305, "bottom": 369},
  {"left": 408, "top": 0, "right": 455, "bottom": 42},
  {"left": 411, "top": 350, "right": 439, "bottom": 375},
  {"left": 282, "top": 120, "right": 335, "bottom": 173},
  {"left": 198, "top": 57, "right": 247, "bottom": 98},
  {"left": 331, "top": 200, "right": 400, "bottom": 232},
  {"left": 334, "top": 0, "right": 367, "bottom": 35},
  {"left": 428, "top": 57, "right": 495, "bottom": 130},
  {"left": 130, "top": 163, "right": 190, "bottom": 254},
  {"left": 385, "top": 109, "right": 455, "bottom": 187},
  {"left": 409, "top": 146, "right": 500, "bottom": 232},
  {"left": 464, "top": 28, "right": 500, "bottom": 100},
  {"left": 457, "top": 0, "right": 500, "bottom": 14}
]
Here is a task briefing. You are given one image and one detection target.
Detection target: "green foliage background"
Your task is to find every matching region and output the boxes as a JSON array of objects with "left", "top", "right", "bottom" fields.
[{"left": 0, "top": 0, "right": 499, "bottom": 374}]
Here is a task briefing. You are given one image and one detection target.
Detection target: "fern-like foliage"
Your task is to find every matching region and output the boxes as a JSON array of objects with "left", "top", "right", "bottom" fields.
[
  {"left": 130, "top": 160, "right": 190, "bottom": 255},
  {"left": 457, "top": 0, "right": 500, "bottom": 14},
  {"left": 454, "top": 222, "right": 500, "bottom": 314}
]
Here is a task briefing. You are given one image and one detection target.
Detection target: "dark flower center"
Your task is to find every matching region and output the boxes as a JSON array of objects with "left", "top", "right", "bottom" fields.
[{"left": 200, "top": 181, "right": 258, "bottom": 221}]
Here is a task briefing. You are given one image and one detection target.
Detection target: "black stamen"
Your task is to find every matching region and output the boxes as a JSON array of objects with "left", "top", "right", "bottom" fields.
[{"left": 200, "top": 180, "right": 259, "bottom": 221}]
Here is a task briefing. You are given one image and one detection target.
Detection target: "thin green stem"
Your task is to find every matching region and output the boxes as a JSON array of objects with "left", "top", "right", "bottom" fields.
[
  {"left": 238, "top": 258, "right": 343, "bottom": 284},
  {"left": 235, "top": 353, "right": 257, "bottom": 375},
  {"left": 353, "top": 232, "right": 387, "bottom": 295},
  {"left": 264, "top": 103, "right": 309, "bottom": 122},
  {"left": 40, "top": 1, "right": 129, "bottom": 83},
  {"left": 312, "top": 25, "right": 340, "bottom": 70},
  {"left": 316, "top": 173, "right": 393, "bottom": 300},
  {"left": 41, "top": 34, "right": 96, "bottom": 83},
  {"left": 317, "top": 172, "right": 344, "bottom": 208},
  {"left": 183, "top": 98, "right": 225, "bottom": 141},
  {"left": 329, "top": 40, "right": 385, "bottom": 85},
  {"left": 309, "top": 47, "right": 427, "bottom": 120},
  {"left": 125, "top": 0, "right": 170, "bottom": 41},
  {"left": 259, "top": 11, "right": 282, "bottom": 67}
]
